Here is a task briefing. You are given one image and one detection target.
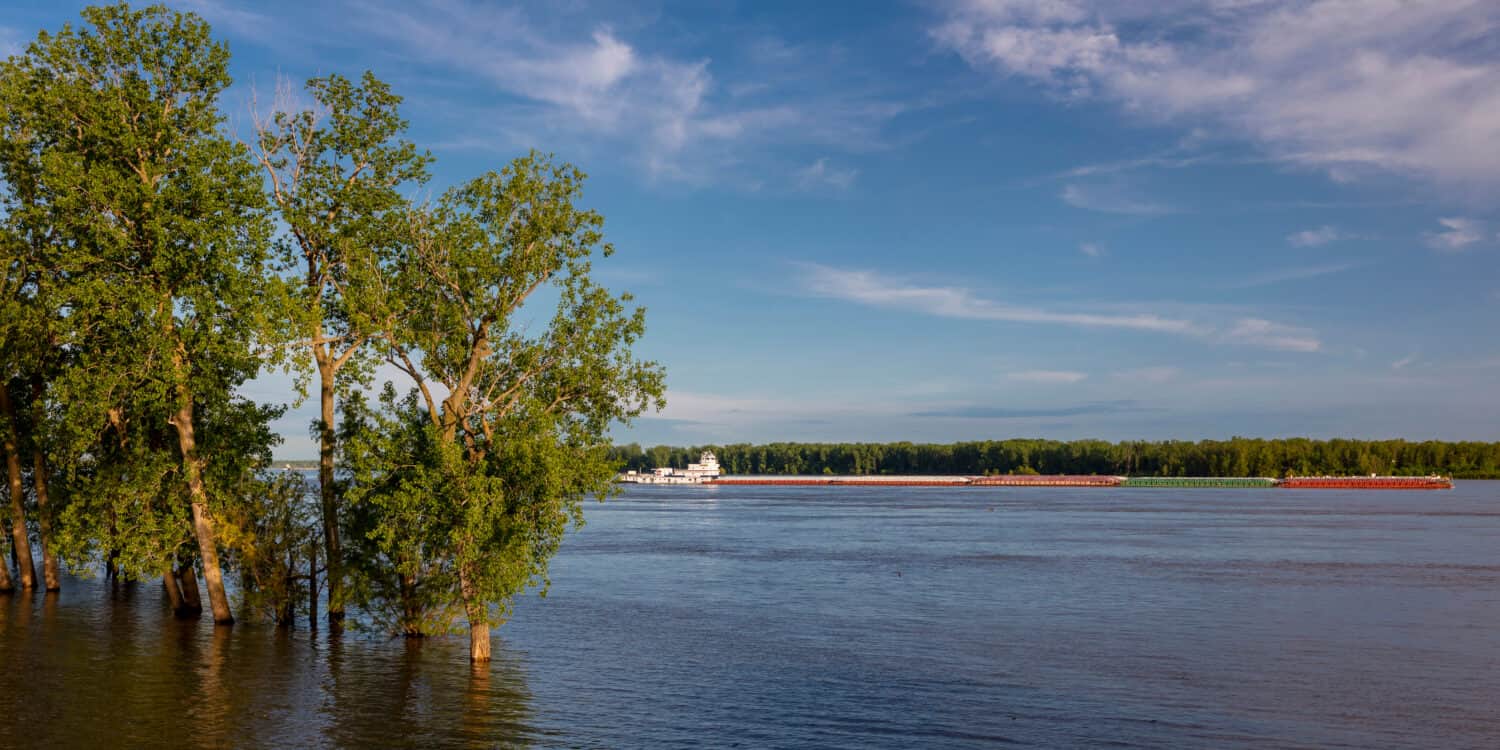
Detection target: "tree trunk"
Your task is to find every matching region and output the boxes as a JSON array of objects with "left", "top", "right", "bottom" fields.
[
  {"left": 315, "top": 356, "right": 344, "bottom": 627},
  {"left": 31, "top": 449, "right": 60, "bottom": 591},
  {"left": 459, "top": 566, "right": 490, "bottom": 662},
  {"left": 468, "top": 620, "right": 491, "bottom": 662},
  {"left": 0, "top": 386, "right": 36, "bottom": 590},
  {"left": 308, "top": 541, "right": 318, "bottom": 632},
  {"left": 177, "top": 562, "right": 203, "bottom": 615},
  {"left": 399, "top": 572, "right": 422, "bottom": 637},
  {"left": 167, "top": 388, "right": 233, "bottom": 625},
  {"left": 162, "top": 566, "right": 185, "bottom": 613},
  {"left": 0, "top": 532, "right": 12, "bottom": 592}
]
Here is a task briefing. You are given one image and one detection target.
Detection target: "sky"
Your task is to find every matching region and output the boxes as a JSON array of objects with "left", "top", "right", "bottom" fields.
[{"left": 4, "top": 0, "right": 1499, "bottom": 457}]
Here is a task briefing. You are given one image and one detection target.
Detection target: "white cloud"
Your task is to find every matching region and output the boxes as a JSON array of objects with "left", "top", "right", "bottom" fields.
[
  {"left": 1060, "top": 183, "right": 1173, "bottom": 215},
  {"left": 796, "top": 158, "right": 858, "bottom": 190},
  {"left": 799, "top": 263, "right": 1322, "bottom": 352},
  {"left": 1425, "top": 217, "right": 1485, "bottom": 251},
  {"left": 1223, "top": 318, "right": 1321, "bottom": 353},
  {"left": 1078, "top": 241, "right": 1105, "bottom": 257},
  {"left": 349, "top": 3, "right": 905, "bottom": 182},
  {"left": 934, "top": 0, "right": 1500, "bottom": 186},
  {"left": 1391, "top": 354, "right": 1418, "bottom": 370},
  {"left": 800, "top": 263, "right": 1202, "bottom": 334},
  {"left": 1287, "top": 225, "right": 1343, "bottom": 247},
  {"left": 1008, "top": 369, "right": 1087, "bottom": 384}
]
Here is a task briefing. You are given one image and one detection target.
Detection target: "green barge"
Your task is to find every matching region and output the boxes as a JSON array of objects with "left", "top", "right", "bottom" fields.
[{"left": 1120, "top": 476, "right": 1279, "bottom": 489}]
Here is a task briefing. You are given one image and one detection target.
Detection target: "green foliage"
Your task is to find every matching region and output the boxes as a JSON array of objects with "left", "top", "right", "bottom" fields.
[
  {"left": 1, "top": 4, "right": 666, "bottom": 650},
  {"left": 225, "top": 471, "right": 318, "bottom": 625},
  {"left": 610, "top": 438, "right": 1500, "bottom": 479},
  {"left": 339, "top": 154, "right": 665, "bottom": 642},
  {"left": 253, "top": 69, "right": 432, "bottom": 383},
  {"left": 0, "top": 3, "right": 289, "bottom": 612}
]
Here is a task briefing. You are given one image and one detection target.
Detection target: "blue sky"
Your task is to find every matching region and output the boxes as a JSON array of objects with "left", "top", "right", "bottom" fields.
[{"left": 5, "top": 0, "right": 1499, "bottom": 457}]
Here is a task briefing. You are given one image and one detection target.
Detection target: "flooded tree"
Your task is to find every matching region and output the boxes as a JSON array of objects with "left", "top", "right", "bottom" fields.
[
  {"left": 0, "top": 3, "right": 288, "bottom": 624},
  {"left": 251, "top": 71, "right": 430, "bottom": 626},
  {"left": 1, "top": 4, "right": 660, "bottom": 663},
  {"left": 344, "top": 155, "right": 664, "bottom": 660}
]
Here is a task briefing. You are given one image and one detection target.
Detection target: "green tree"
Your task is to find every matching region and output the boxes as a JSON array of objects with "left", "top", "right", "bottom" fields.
[
  {"left": 251, "top": 70, "right": 431, "bottom": 625},
  {"left": 0, "top": 3, "right": 285, "bottom": 623},
  {"left": 349, "top": 153, "right": 664, "bottom": 660}
]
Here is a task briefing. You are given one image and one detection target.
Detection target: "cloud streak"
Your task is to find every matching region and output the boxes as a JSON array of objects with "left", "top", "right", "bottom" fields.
[
  {"left": 1222, "top": 318, "right": 1321, "bottom": 353},
  {"left": 800, "top": 264, "right": 1322, "bottom": 351},
  {"left": 1060, "top": 183, "right": 1173, "bottom": 215},
  {"left": 800, "top": 264, "right": 1201, "bottom": 334},
  {"left": 1287, "top": 226, "right": 1344, "bottom": 247},
  {"left": 1229, "top": 262, "right": 1359, "bottom": 288},
  {"left": 1425, "top": 217, "right": 1485, "bottom": 251},
  {"left": 1008, "top": 370, "right": 1087, "bottom": 384},
  {"left": 796, "top": 157, "right": 858, "bottom": 190}
]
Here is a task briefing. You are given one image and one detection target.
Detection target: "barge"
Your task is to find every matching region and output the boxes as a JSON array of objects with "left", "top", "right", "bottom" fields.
[
  {"left": 1278, "top": 476, "right": 1453, "bottom": 490},
  {"left": 1121, "top": 476, "right": 1279, "bottom": 489},
  {"left": 617, "top": 454, "right": 1453, "bottom": 489}
]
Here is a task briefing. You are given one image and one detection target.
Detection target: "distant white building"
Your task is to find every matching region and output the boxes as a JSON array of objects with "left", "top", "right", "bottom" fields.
[{"left": 619, "top": 451, "right": 721, "bottom": 484}]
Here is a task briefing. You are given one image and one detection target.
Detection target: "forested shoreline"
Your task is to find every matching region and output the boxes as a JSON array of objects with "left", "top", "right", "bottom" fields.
[
  {"left": 1, "top": 3, "right": 662, "bottom": 662},
  {"left": 611, "top": 439, "right": 1500, "bottom": 479}
]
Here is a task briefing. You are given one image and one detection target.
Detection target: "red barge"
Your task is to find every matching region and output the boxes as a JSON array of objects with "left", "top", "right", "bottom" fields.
[{"left": 1279, "top": 476, "right": 1453, "bottom": 490}]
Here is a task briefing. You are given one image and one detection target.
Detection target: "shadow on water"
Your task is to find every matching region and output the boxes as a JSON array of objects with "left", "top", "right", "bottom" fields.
[{"left": 0, "top": 574, "right": 537, "bottom": 749}]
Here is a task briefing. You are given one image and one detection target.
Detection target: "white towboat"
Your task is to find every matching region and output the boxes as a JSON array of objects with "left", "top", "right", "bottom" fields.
[{"left": 618, "top": 451, "right": 721, "bottom": 484}]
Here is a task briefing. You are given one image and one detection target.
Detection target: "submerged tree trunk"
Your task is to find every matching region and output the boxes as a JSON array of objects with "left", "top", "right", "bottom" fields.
[
  {"left": 459, "top": 566, "right": 490, "bottom": 662},
  {"left": 0, "top": 533, "right": 12, "bottom": 592},
  {"left": 399, "top": 572, "right": 422, "bottom": 637},
  {"left": 177, "top": 562, "right": 203, "bottom": 615},
  {"left": 315, "top": 356, "right": 344, "bottom": 627},
  {"left": 167, "top": 379, "right": 233, "bottom": 625},
  {"left": 308, "top": 541, "right": 319, "bottom": 632},
  {"left": 0, "top": 386, "right": 37, "bottom": 589},
  {"left": 162, "top": 566, "right": 186, "bottom": 614},
  {"left": 31, "top": 448, "right": 59, "bottom": 591}
]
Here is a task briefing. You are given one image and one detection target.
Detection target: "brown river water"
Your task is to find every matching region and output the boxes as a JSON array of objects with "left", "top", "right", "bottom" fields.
[{"left": 2, "top": 483, "right": 1498, "bottom": 748}]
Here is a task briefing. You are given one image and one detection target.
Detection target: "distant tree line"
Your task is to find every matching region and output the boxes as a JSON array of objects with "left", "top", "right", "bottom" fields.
[
  {"left": 610, "top": 438, "right": 1500, "bottom": 479},
  {"left": 0, "top": 3, "right": 662, "bottom": 662}
]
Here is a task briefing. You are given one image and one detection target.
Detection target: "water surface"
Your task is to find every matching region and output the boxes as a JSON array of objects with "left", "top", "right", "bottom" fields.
[{"left": 3, "top": 484, "right": 1498, "bottom": 748}]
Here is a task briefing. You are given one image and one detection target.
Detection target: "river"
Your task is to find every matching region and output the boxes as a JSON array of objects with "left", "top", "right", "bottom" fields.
[{"left": 3, "top": 483, "right": 1498, "bottom": 748}]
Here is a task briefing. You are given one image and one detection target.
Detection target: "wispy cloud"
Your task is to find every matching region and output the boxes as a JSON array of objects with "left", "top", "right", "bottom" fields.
[
  {"left": 347, "top": 2, "right": 906, "bottom": 182},
  {"left": 1060, "top": 183, "right": 1173, "bottom": 215},
  {"left": 1078, "top": 241, "right": 1105, "bottom": 257},
  {"left": 1287, "top": 225, "right": 1344, "bottom": 247},
  {"left": 796, "top": 158, "right": 858, "bottom": 190},
  {"left": 1007, "top": 369, "right": 1087, "bottom": 384},
  {"left": 176, "top": 0, "right": 276, "bottom": 42},
  {"left": 1425, "top": 217, "right": 1485, "bottom": 252},
  {"left": 799, "top": 264, "right": 1201, "bottom": 334},
  {"left": 933, "top": 0, "right": 1500, "bottom": 186},
  {"left": 1223, "top": 318, "right": 1321, "bottom": 353},
  {"left": 1229, "top": 262, "right": 1359, "bottom": 288},
  {"left": 912, "top": 400, "right": 1149, "bottom": 419},
  {"left": 799, "top": 264, "right": 1323, "bottom": 352},
  {"left": 1391, "top": 354, "right": 1418, "bottom": 370}
]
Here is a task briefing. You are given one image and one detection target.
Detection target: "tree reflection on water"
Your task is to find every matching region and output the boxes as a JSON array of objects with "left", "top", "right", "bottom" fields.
[{"left": 0, "top": 574, "right": 536, "bottom": 748}]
